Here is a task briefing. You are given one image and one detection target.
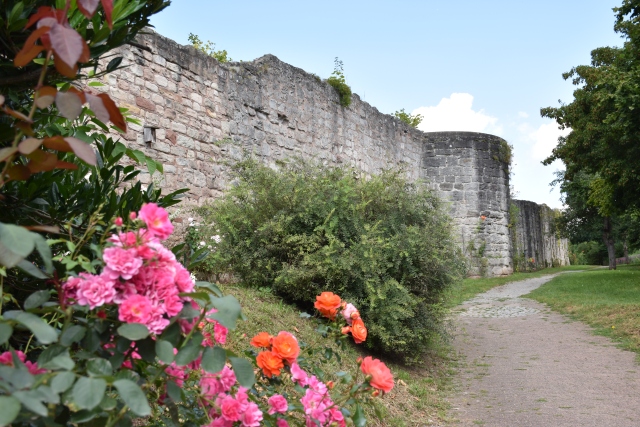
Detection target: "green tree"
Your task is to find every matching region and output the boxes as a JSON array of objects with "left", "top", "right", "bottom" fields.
[
  {"left": 393, "top": 108, "right": 423, "bottom": 128},
  {"left": 327, "top": 57, "right": 352, "bottom": 107},
  {"left": 541, "top": 1, "right": 640, "bottom": 214}
]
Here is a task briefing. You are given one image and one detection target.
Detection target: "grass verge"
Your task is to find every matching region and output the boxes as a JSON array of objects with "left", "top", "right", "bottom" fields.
[
  {"left": 526, "top": 264, "right": 640, "bottom": 358},
  {"left": 446, "top": 265, "right": 599, "bottom": 307},
  {"left": 219, "top": 282, "right": 456, "bottom": 426}
]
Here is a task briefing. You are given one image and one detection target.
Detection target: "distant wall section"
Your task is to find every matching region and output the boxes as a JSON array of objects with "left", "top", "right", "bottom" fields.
[{"left": 511, "top": 200, "right": 570, "bottom": 270}]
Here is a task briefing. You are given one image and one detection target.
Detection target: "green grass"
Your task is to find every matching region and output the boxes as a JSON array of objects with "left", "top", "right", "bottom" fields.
[
  {"left": 217, "top": 282, "right": 456, "bottom": 426},
  {"left": 526, "top": 264, "right": 640, "bottom": 357},
  {"left": 446, "top": 265, "right": 599, "bottom": 307}
]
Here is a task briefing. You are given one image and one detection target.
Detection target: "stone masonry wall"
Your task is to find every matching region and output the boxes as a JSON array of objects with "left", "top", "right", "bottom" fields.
[
  {"left": 97, "top": 30, "right": 514, "bottom": 276},
  {"left": 511, "top": 200, "right": 570, "bottom": 269}
]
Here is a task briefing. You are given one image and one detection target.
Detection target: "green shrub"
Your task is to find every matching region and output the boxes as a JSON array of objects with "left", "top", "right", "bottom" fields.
[
  {"left": 327, "top": 57, "right": 352, "bottom": 107},
  {"left": 393, "top": 109, "right": 423, "bottom": 128},
  {"left": 570, "top": 241, "right": 607, "bottom": 265},
  {"left": 197, "top": 159, "right": 466, "bottom": 361}
]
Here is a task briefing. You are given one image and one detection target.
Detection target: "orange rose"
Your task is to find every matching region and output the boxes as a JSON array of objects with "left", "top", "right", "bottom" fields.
[
  {"left": 360, "top": 356, "right": 394, "bottom": 393},
  {"left": 314, "top": 292, "right": 341, "bottom": 319},
  {"left": 250, "top": 332, "right": 272, "bottom": 349},
  {"left": 271, "top": 331, "right": 300, "bottom": 364},
  {"left": 256, "top": 351, "right": 284, "bottom": 377},
  {"left": 350, "top": 318, "right": 367, "bottom": 344}
]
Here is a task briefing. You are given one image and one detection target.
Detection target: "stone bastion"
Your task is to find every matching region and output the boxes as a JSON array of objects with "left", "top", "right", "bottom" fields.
[{"left": 95, "top": 30, "right": 568, "bottom": 276}]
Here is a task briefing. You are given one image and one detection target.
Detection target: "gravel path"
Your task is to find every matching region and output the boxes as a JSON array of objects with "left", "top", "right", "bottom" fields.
[{"left": 448, "top": 273, "right": 640, "bottom": 426}]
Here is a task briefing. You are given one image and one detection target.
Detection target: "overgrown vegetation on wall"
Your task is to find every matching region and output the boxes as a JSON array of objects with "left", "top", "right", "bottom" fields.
[
  {"left": 195, "top": 160, "right": 466, "bottom": 361},
  {"left": 188, "top": 33, "right": 232, "bottom": 63},
  {"left": 393, "top": 109, "right": 423, "bottom": 128},
  {"left": 326, "top": 57, "right": 352, "bottom": 107}
]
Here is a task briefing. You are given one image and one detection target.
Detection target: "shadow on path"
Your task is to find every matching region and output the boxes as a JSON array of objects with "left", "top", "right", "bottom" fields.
[{"left": 448, "top": 273, "right": 640, "bottom": 426}]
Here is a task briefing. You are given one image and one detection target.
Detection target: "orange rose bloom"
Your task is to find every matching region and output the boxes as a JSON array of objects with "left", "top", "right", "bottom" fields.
[
  {"left": 271, "top": 331, "right": 300, "bottom": 364},
  {"left": 350, "top": 318, "right": 367, "bottom": 344},
  {"left": 360, "top": 356, "right": 394, "bottom": 393},
  {"left": 256, "top": 351, "right": 284, "bottom": 377},
  {"left": 314, "top": 292, "right": 342, "bottom": 319},
  {"left": 250, "top": 332, "right": 272, "bottom": 349}
]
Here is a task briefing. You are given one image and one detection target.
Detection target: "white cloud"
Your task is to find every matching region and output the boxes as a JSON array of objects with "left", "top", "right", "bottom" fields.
[
  {"left": 412, "top": 93, "right": 502, "bottom": 135},
  {"left": 528, "top": 121, "right": 570, "bottom": 161},
  {"left": 518, "top": 111, "right": 529, "bottom": 118}
]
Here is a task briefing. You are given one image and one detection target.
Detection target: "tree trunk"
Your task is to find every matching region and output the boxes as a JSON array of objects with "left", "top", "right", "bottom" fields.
[{"left": 602, "top": 216, "right": 617, "bottom": 270}]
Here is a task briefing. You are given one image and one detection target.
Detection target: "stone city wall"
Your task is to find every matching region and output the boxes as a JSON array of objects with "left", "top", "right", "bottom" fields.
[
  {"left": 511, "top": 200, "right": 570, "bottom": 270},
  {"left": 96, "top": 30, "right": 518, "bottom": 276}
]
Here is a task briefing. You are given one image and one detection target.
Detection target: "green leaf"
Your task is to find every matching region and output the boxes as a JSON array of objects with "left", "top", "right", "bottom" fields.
[
  {"left": 16, "top": 312, "right": 58, "bottom": 344},
  {"left": 42, "top": 350, "right": 75, "bottom": 371},
  {"left": 16, "top": 259, "right": 48, "bottom": 279},
  {"left": 87, "top": 358, "right": 112, "bottom": 376},
  {"left": 0, "top": 223, "right": 35, "bottom": 267},
  {"left": 146, "top": 157, "right": 157, "bottom": 175},
  {"left": 126, "top": 149, "right": 146, "bottom": 165},
  {"left": 0, "top": 396, "right": 21, "bottom": 426},
  {"left": 0, "top": 323, "right": 13, "bottom": 345},
  {"left": 112, "top": 142, "right": 127, "bottom": 157},
  {"left": 33, "top": 233, "right": 53, "bottom": 274},
  {"left": 201, "top": 346, "right": 226, "bottom": 374},
  {"left": 209, "top": 295, "right": 242, "bottom": 329},
  {"left": 24, "top": 290, "right": 51, "bottom": 310},
  {"left": 155, "top": 340, "right": 175, "bottom": 364},
  {"left": 13, "top": 390, "right": 48, "bottom": 417},
  {"left": 51, "top": 371, "right": 76, "bottom": 393},
  {"left": 72, "top": 377, "right": 106, "bottom": 410},
  {"left": 60, "top": 325, "right": 86, "bottom": 346},
  {"left": 174, "top": 341, "right": 202, "bottom": 367},
  {"left": 229, "top": 357, "right": 255, "bottom": 388},
  {"left": 166, "top": 381, "right": 182, "bottom": 403},
  {"left": 113, "top": 379, "right": 151, "bottom": 416},
  {"left": 196, "top": 281, "right": 223, "bottom": 297},
  {"left": 352, "top": 404, "right": 366, "bottom": 427},
  {"left": 117, "top": 323, "right": 149, "bottom": 341}
]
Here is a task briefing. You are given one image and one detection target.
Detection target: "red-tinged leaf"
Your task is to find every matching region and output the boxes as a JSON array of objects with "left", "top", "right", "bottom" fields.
[
  {"left": 14, "top": 26, "right": 50, "bottom": 66},
  {"left": 55, "top": 91, "right": 83, "bottom": 120},
  {"left": 35, "top": 86, "right": 57, "bottom": 109},
  {"left": 25, "top": 6, "right": 55, "bottom": 28},
  {"left": 6, "top": 164, "right": 31, "bottom": 181},
  {"left": 64, "top": 137, "right": 97, "bottom": 165},
  {"left": 54, "top": 160, "right": 79, "bottom": 170},
  {"left": 68, "top": 87, "right": 86, "bottom": 104},
  {"left": 24, "top": 225, "right": 60, "bottom": 234},
  {"left": 14, "top": 45, "right": 45, "bottom": 67},
  {"left": 0, "top": 94, "right": 4, "bottom": 106},
  {"left": 18, "top": 138, "right": 42, "bottom": 155},
  {"left": 37, "top": 17, "right": 57, "bottom": 29},
  {"left": 42, "top": 136, "right": 70, "bottom": 152},
  {"left": 79, "top": 39, "right": 90, "bottom": 63},
  {"left": 27, "top": 150, "right": 58, "bottom": 172},
  {"left": 100, "top": 0, "right": 114, "bottom": 29},
  {"left": 49, "top": 24, "right": 84, "bottom": 69},
  {"left": 53, "top": 54, "right": 77, "bottom": 78},
  {"left": 3, "top": 107, "right": 33, "bottom": 123},
  {"left": 0, "top": 147, "right": 18, "bottom": 162},
  {"left": 97, "top": 93, "right": 126, "bottom": 131},
  {"left": 16, "top": 122, "right": 34, "bottom": 136},
  {"left": 78, "top": 0, "right": 100, "bottom": 19},
  {"left": 86, "top": 94, "right": 109, "bottom": 123}
]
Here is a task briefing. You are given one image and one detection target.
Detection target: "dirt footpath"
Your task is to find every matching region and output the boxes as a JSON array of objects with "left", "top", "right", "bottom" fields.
[{"left": 448, "top": 274, "right": 640, "bottom": 426}]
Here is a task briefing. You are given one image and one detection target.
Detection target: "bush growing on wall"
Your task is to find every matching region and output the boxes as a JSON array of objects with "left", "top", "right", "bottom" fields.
[{"left": 198, "top": 160, "right": 467, "bottom": 361}]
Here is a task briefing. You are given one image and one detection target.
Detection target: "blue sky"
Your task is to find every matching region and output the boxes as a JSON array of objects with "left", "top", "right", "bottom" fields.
[{"left": 151, "top": 1, "right": 624, "bottom": 208}]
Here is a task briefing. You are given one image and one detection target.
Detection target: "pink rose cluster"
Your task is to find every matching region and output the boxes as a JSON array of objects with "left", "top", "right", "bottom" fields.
[
  {"left": 0, "top": 350, "right": 45, "bottom": 375},
  {"left": 62, "top": 204, "right": 193, "bottom": 334},
  {"left": 200, "top": 366, "right": 264, "bottom": 427},
  {"left": 290, "top": 363, "right": 346, "bottom": 427}
]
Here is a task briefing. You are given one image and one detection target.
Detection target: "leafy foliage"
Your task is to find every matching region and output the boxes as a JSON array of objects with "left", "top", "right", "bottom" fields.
[
  {"left": 188, "top": 32, "right": 231, "bottom": 63},
  {"left": 196, "top": 159, "right": 466, "bottom": 361},
  {"left": 393, "top": 108, "right": 423, "bottom": 128},
  {"left": 326, "top": 57, "right": 352, "bottom": 107}
]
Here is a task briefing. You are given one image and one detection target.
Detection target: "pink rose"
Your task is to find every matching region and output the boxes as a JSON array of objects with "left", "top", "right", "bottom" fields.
[
  {"left": 276, "top": 419, "right": 290, "bottom": 427},
  {"left": 76, "top": 273, "right": 117, "bottom": 309},
  {"left": 219, "top": 395, "right": 242, "bottom": 422},
  {"left": 138, "top": 203, "right": 174, "bottom": 240},
  {"left": 268, "top": 394, "right": 288, "bottom": 414},
  {"left": 290, "top": 362, "right": 308, "bottom": 386},
  {"left": 341, "top": 303, "right": 360, "bottom": 325},
  {"left": 118, "top": 294, "right": 154, "bottom": 325},
  {"left": 241, "top": 401, "right": 263, "bottom": 427},
  {"left": 102, "top": 247, "right": 143, "bottom": 280}
]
